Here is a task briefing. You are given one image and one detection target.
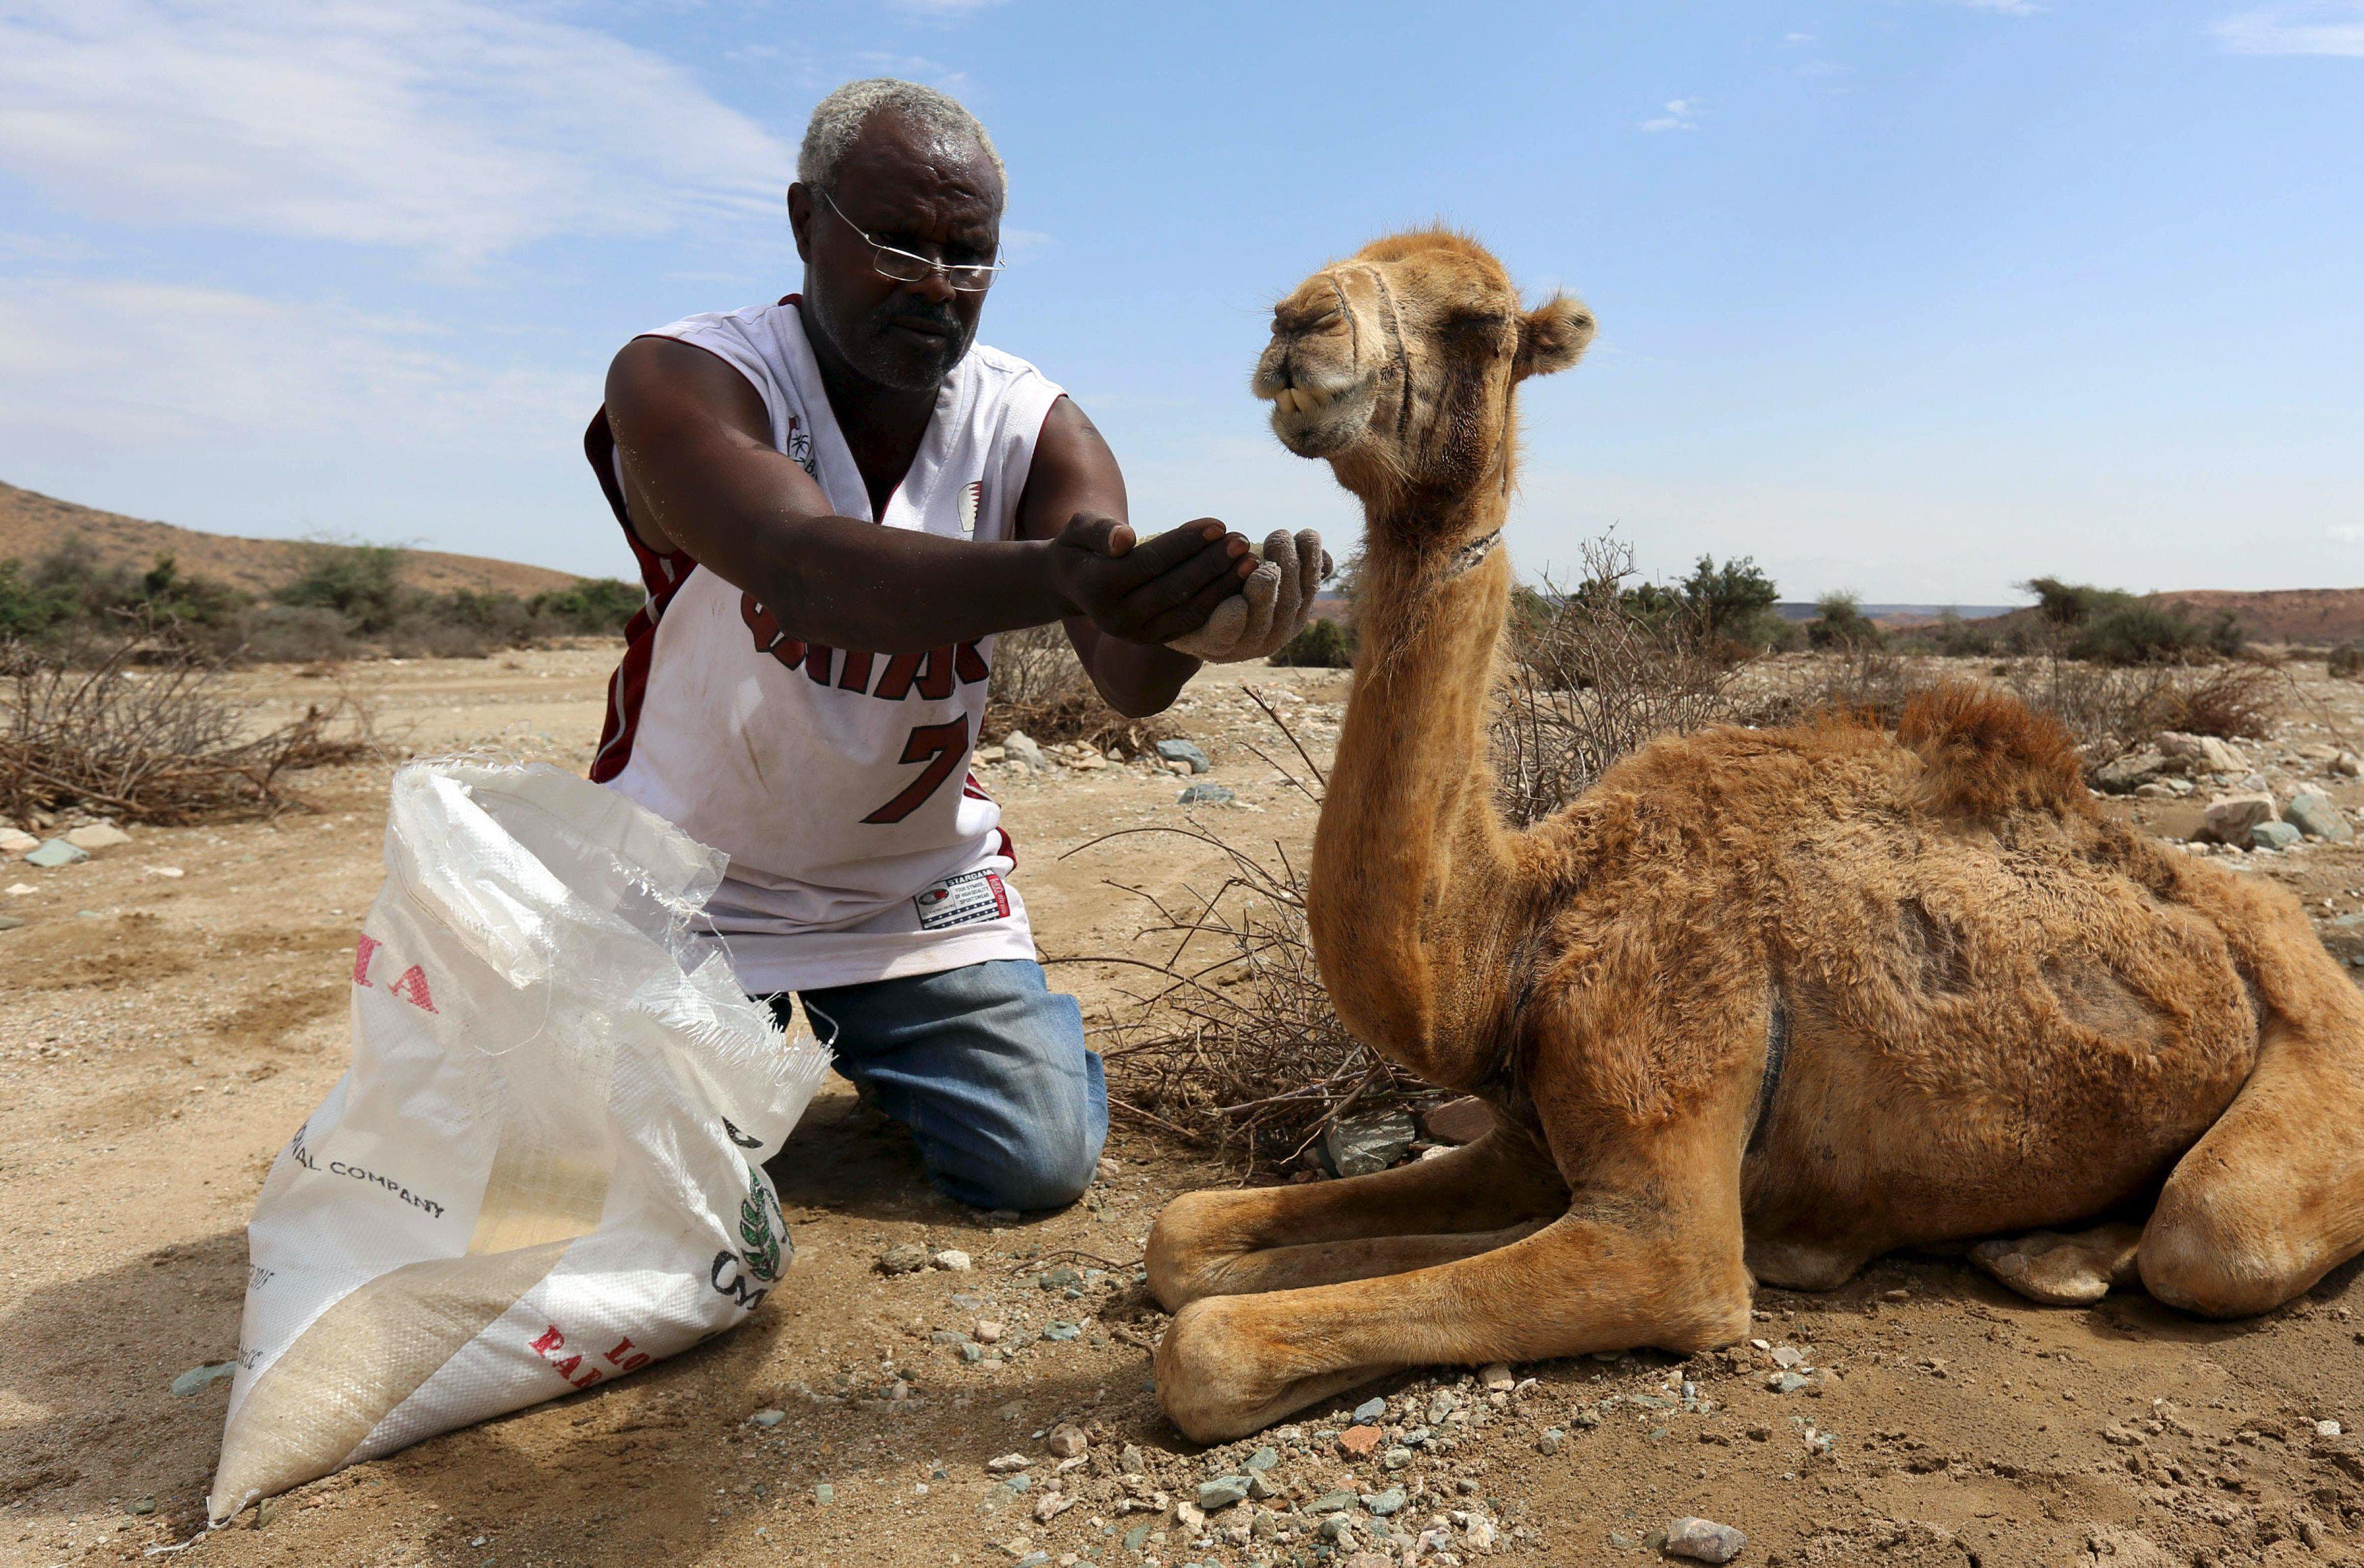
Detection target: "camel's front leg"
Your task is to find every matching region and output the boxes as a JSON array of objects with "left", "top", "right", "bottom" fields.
[
  {"left": 1154, "top": 1190, "right": 1752, "bottom": 1442},
  {"left": 1147, "top": 1122, "right": 1567, "bottom": 1309}
]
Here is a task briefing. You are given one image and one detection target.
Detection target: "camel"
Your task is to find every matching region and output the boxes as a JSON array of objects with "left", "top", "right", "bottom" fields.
[{"left": 1144, "top": 229, "right": 2364, "bottom": 1444}]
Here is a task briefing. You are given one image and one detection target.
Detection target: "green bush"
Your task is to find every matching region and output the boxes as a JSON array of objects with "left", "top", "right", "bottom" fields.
[
  {"left": 1680, "top": 554, "right": 1780, "bottom": 642},
  {"left": 1269, "top": 616, "right": 1355, "bottom": 668},
  {"left": 276, "top": 542, "right": 413, "bottom": 633},
  {"left": 529, "top": 577, "right": 642, "bottom": 634},
  {"left": 2015, "top": 575, "right": 2242, "bottom": 664},
  {"left": 1805, "top": 592, "right": 1884, "bottom": 650}
]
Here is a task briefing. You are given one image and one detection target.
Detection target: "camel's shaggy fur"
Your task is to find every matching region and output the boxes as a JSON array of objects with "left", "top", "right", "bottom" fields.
[{"left": 1144, "top": 230, "right": 2364, "bottom": 1443}]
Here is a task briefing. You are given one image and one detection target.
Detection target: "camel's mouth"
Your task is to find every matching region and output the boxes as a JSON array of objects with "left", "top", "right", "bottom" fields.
[{"left": 1255, "top": 371, "right": 1377, "bottom": 459}]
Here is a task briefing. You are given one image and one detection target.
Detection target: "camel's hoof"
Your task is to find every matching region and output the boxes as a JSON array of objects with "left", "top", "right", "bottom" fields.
[{"left": 1969, "top": 1222, "right": 2143, "bottom": 1306}]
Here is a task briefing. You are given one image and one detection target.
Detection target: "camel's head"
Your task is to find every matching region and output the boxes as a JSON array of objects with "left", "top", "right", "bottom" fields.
[{"left": 1253, "top": 230, "right": 1594, "bottom": 519}]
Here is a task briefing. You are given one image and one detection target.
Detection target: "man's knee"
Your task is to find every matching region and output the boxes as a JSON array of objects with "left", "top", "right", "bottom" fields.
[{"left": 948, "top": 1047, "right": 1106, "bottom": 1212}]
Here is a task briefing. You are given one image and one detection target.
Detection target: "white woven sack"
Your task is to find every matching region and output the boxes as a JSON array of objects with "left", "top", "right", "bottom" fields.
[{"left": 208, "top": 760, "right": 828, "bottom": 1523}]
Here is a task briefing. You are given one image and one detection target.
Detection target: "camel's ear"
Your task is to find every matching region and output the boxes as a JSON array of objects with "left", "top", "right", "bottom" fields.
[{"left": 1514, "top": 294, "right": 1595, "bottom": 380}]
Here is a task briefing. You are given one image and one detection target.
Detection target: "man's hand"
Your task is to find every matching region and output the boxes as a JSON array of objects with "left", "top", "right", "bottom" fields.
[
  {"left": 1046, "top": 513, "right": 1256, "bottom": 646},
  {"left": 1166, "top": 529, "right": 1333, "bottom": 662}
]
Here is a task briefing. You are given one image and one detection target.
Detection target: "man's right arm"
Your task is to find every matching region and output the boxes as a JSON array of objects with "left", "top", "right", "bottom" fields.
[{"left": 602, "top": 337, "right": 1252, "bottom": 655}]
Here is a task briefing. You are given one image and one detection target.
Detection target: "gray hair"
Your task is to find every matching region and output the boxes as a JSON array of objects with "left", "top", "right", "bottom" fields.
[{"left": 796, "top": 78, "right": 1005, "bottom": 194}]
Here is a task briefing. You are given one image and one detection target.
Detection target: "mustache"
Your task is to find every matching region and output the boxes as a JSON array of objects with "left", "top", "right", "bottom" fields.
[{"left": 873, "top": 300, "right": 962, "bottom": 336}]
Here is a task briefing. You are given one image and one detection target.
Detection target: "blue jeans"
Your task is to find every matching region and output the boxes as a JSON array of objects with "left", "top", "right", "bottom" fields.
[{"left": 763, "top": 959, "right": 1107, "bottom": 1213}]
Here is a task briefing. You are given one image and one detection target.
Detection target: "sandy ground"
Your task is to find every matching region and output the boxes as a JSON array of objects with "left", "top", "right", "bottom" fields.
[{"left": 11, "top": 648, "right": 2364, "bottom": 1568}]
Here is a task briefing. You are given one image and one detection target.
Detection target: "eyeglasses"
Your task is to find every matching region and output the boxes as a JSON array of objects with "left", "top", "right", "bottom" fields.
[{"left": 816, "top": 187, "right": 1004, "bottom": 293}]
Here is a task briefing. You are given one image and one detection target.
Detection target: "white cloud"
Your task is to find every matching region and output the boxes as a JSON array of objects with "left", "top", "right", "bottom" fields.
[
  {"left": 2215, "top": 2, "right": 2364, "bottom": 55},
  {"left": 0, "top": 279, "right": 579, "bottom": 449},
  {"left": 0, "top": 0, "right": 794, "bottom": 268},
  {"left": 1641, "top": 98, "right": 1701, "bottom": 132},
  {"left": 2330, "top": 524, "right": 2364, "bottom": 543}
]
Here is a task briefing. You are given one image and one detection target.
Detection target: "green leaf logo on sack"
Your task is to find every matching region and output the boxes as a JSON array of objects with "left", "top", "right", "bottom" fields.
[{"left": 738, "top": 1166, "right": 785, "bottom": 1284}]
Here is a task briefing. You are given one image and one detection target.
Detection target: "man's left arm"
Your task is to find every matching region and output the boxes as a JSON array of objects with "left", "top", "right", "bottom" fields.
[{"left": 1017, "top": 396, "right": 1206, "bottom": 718}]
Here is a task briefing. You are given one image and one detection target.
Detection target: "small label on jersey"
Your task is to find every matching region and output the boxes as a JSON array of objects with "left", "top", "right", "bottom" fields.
[
  {"left": 913, "top": 868, "right": 1010, "bottom": 931},
  {"left": 958, "top": 479, "right": 982, "bottom": 539}
]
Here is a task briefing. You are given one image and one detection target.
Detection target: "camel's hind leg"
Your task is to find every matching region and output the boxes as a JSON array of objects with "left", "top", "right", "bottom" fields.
[
  {"left": 2140, "top": 1003, "right": 2364, "bottom": 1316},
  {"left": 1146, "top": 1122, "right": 1568, "bottom": 1310},
  {"left": 2132, "top": 873, "right": 2364, "bottom": 1318}
]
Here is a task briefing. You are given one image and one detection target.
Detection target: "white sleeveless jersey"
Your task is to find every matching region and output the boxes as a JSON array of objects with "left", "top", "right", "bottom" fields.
[{"left": 586, "top": 296, "right": 1065, "bottom": 994}]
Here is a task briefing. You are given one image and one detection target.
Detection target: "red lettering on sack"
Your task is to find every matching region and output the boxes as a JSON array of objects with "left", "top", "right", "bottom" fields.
[
  {"left": 530, "top": 1326, "right": 565, "bottom": 1357},
  {"left": 570, "top": 1367, "right": 605, "bottom": 1390},
  {"left": 388, "top": 964, "right": 437, "bottom": 1013},
  {"left": 550, "top": 1353, "right": 582, "bottom": 1378},
  {"left": 353, "top": 933, "right": 381, "bottom": 987},
  {"left": 602, "top": 1337, "right": 649, "bottom": 1371}
]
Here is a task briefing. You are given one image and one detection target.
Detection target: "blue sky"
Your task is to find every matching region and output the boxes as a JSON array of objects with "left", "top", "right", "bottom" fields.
[{"left": 1, "top": 0, "right": 2359, "bottom": 604}]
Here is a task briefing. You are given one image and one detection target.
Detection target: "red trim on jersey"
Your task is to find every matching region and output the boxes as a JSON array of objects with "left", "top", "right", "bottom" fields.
[
  {"left": 586, "top": 407, "right": 700, "bottom": 783},
  {"left": 958, "top": 770, "right": 1019, "bottom": 870}
]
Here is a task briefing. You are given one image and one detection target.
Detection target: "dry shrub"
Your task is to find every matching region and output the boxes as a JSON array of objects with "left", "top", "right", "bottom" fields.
[
  {"left": 1736, "top": 646, "right": 2281, "bottom": 764},
  {"left": 1060, "top": 691, "right": 1423, "bottom": 1168},
  {"left": 1489, "top": 537, "right": 1739, "bottom": 827},
  {"left": 0, "top": 629, "right": 379, "bottom": 825},
  {"left": 981, "top": 623, "right": 1176, "bottom": 759}
]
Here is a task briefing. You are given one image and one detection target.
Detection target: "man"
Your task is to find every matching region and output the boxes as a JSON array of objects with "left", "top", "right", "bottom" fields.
[{"left": 584, "top": 80, "right": 1323, "bottom": 1213}]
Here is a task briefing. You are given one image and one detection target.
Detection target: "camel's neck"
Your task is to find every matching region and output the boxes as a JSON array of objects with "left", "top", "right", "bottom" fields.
[{"left": 1308, "top": 488, "right": 1526, "bottom": 1086}]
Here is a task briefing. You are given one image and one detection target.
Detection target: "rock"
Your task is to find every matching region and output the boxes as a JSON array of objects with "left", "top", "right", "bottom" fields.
[
  {"left": 1481, "top": 1362, "right": 1515, "bottom": 1392},
  {"left": 1352, "top": 1396, "right": 1388, "bottom": 1422},
  {"left": 64, "top": 822, "right": 131, "bottom": 851},
  {"left": 1002, "top": 731, "right": 1046, "bottom": 768},
  {"left": 1381, "top": 1445, "right": 1412, "bottom": 1469},
  {"left": 1046, "top": 1423, "right": 1088, "bottom": 1459},
  {"left": 1198, "top": 1476, "right": 1252, "bottom": 1511},
  {"left": 1663, "top": 1515, "right": 1747, "bottom": 1564},
  {"left": 145, "top": 864, "right": 184, "bottom": 878},
  {"left": 0, "top": 830, "right": 38, "bottom": 856},
  {"left": 2202, "top": 791, "right": 2278, "bottom": 844},
  {"left": 1156, "top": 739, "right": 1211, "bottom": 774},
  {"left": 975, "top": 1319, "right": 1004, "bottom": 1344},
  {"left": 1768, "top": 1371, "right": 1809, "bottom": 1394},
  {"left": 1537, "top": 1427, "right": 1566, "bottom": 1455},
  {"left": 2287, "top": 793, "right": 2355, "bottom": 843},
  {"left": 1246, "top": 1470, "right": 1279, "bottom": 1500},
  {"left": 1038, "top": 1265, "right": 1083, "bottom": 1289},
  {"left": 1420, "top": 1095, "right": 1494, "bottom": 1145},
  {"left": 748, "top": 1407, "right": 786, "bottom": 1426},
  {"left": 1119, "top": 1444, "right": 1146, "bottom": 1475},
  {"left": 1427, "top": 1389, "right": 1461, "bottom": 1425},
  {"left": 1466, "top": 1517, "right": 1498, "bottom": 1550},
  {"left": 2253, "top": 820, "right": 2304, "bottom": 851},
  {"left": 987, "top": 1453, "right": 1032, "bottom": 1474},
  {"left": 1123, "top": 1521, "right": 1153, "bottom": 1552},
  {"left": 1173, "top": 1500, "right": 1206, "bottom": 1532},
  {"left": 170, "top": 1361, "right": 236, "bottom": 1397},
  {"left": 931, "top": 1247, "right": 973, "bottom": 1271},
  {"left": 2159, "top": 732, "right": 2252, "bottom": 775},
  {"left": 24, "top": 839, "right": 88, "bottom": 868},
  {"left": 1363, "top": 1486, "right": 1408, "bottom": 1517},
  {"left": 1339, "top": 1424, "right": 1383, "bottom": 1457},
  {"left": 2092, "top": 748, "right": 2167, "bottom": 793},
  {"left": 1323, "top": 1112, "right": 1418, "bottom": 1177},
  {"left": 1041, "top": 1320, "right": 1081, "bottom": 1341},
  {"left": 2340, "top": 752, "right": 2364, "bottom": 779},
  {"left": 1177, "top": 782, "right": 1237, "bottom": 806},
  {"left": 977, "top": 745, "right": 1006, "bottom": 764},
  {"left": 0, "top": 914, "right": 22, "bottom": 932},
  {"left": 2320, "top": 1419, "right": 2344, "bottom": 1437},
  {"left": 1245, "top": 1444, "right": 1279, "bottom": 1471},
  {"left": 877, "top": 1243, "right": 929, "bottom": 1275},
  {"left": 1310, "top": 1490, "right": 1358, "bottom": 1513},
  {"left": 5, "top": 882, "right": 33, "bottom": 895},
  {"left": 1770, "top": 1346, "right": 1805, "bottom": 1369}
]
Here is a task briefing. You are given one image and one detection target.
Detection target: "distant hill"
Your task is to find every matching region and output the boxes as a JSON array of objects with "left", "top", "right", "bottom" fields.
[
  {"left": 0, "top": 481, "right": 580, "bottom": 598},
  {"left": 2147, "top": 588, "right": 2364, "bottom": 648}
]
